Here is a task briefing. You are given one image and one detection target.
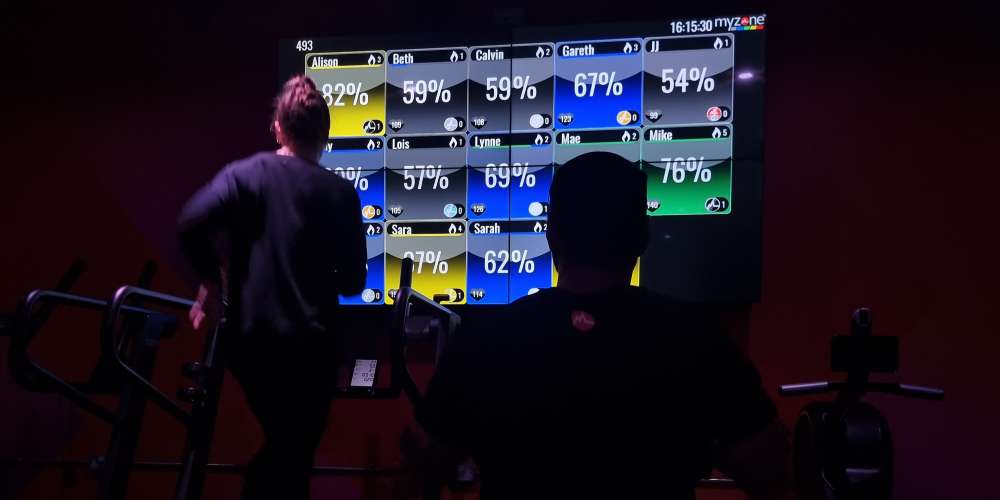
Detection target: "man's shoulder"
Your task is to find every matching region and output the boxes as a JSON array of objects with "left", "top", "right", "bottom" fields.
[
  {"left": 507, "top": 286, "right": 690, "bottom": 312},
  {"left": 227, "top": 152, "right": 353, "bottom": 193},
  {"left": 463, "top": 286, "right": 720, "bottom": 341},
  {"left": 450, "top": 291, "right": 564, "bottom": 350},
  {"left": 510, "top": 286, "right": 688, "bottom": 312},
  {"left": 507, "top": 287, "right": 565, "bottom": 310},
  {"left": 219, "top": 152, "right": 277, "bottom": 179},
  {"left": 625, "top": 286, "right": 719, "bottom": 317}
]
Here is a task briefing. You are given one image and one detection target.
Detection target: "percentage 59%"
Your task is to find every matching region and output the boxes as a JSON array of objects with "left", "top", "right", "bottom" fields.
[
  {"left": 402, "top": 79, "right": 452, "bottom": 104},
  {"left": 485, "top": 75, "right": 537, "bottom": 101}
]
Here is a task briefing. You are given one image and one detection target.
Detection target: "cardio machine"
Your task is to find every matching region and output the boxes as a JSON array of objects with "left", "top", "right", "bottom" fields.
[
  {"left": 3, "top": 260, "right": 203, "bottom": 500},
  {"left": 779, "top": 307, "right": 944, "bottom": 500},
  {"left": 2, "top": 257, "right": 459, "bottom": 500}
]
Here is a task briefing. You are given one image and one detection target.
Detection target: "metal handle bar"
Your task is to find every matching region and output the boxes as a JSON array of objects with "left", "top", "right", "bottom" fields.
[
  {"left": 10, "top": 290, "right": 168, "bottom": 423},
  {"left": 100, "top": 286, "right": 196, "bottom": 425}
]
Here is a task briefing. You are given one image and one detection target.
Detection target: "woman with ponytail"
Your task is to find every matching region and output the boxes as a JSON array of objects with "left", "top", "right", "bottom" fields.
[{"left": 178, "top": 75, "right": 366, "bottom": 500}]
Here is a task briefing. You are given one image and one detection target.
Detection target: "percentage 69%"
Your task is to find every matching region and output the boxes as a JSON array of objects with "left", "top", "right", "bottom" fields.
[{"left": 484, "top": 163, "right": 536, "bottom": 189}]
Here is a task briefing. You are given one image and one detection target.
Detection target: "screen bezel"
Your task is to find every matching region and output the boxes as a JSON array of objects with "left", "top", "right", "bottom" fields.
[{"left": 278, "top": 15, "right": 766, "bottom": 307}]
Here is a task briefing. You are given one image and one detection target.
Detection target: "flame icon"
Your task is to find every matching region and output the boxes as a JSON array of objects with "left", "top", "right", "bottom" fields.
[
  {"left": 366, "top": 224, "right": 376, "bottom": 236},
  {"left": 621, "top": 131, "right": 631, "bottom": 142},
  {"left": 534, "top": 134, "right": 544, "bottom": 145},
  {"left": 714, "top": 38, "right": 724, "bottom": 50},
  {"left": 536, "top": 46, "right": 546, "bottom": 58},
  {"left": 533, "top": 221, "right": 543, "bottom": 233},
  {"left": 367, "top": 54, "right": 377, "bottom": 65},
  {"left": 450, "top": 51, "right": 459, "bottom": 62},
  {"left": 448, "top": 137, "right": 458, "bottom": 148},
  {"left": 448, "top": 224, "right": 458, "bottom": 234},
  {"left": 712, "top": 128, "right": 721, "bottom": 139},
  {"left": 367, "top": 139, "right": 376, "bottom": 150},
  {"left": 623, "top": 42, "right": 633, "bottom": 54}
]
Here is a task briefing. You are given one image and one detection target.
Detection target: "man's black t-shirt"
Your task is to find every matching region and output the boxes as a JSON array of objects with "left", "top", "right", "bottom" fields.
[
  {"left": 419, "top": 286, "right": 776, "bottom": 499},
  {"left": 178, "top": 152, "right": 366, "bottom": 337}
]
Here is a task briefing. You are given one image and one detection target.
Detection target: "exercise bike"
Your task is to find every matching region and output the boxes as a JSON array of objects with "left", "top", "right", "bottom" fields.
[{"left": 780, "top": 307, "right": 944, "bottom": 500}]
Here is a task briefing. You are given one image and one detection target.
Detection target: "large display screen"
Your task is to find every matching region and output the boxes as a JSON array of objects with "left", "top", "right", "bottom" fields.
[{"left": 279, "top": 14, "right": 766, "bottom": 305}]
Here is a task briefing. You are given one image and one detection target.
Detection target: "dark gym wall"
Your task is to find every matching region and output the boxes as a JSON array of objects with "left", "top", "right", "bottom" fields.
[{"left": 1, "top": 1, "right": 996, "bottom": 499}]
